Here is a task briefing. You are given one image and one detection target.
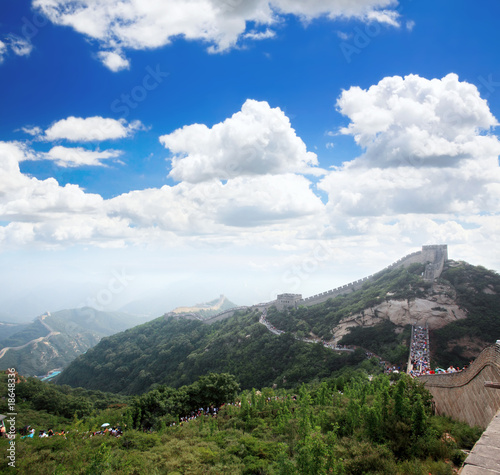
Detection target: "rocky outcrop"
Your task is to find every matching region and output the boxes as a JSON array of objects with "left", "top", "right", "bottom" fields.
[{"left": 332, "top": 283, "right": 466, "bottom": 341}]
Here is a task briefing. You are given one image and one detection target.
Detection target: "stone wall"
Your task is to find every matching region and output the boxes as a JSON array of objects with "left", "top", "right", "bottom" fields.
[
  {"left": 300, "top": 245, "right": 449, "bottom": 308},
  {"left": 201, "top": 306, "right": 250, "bottom": 324},
  {"left": 422, "top": 245, "right": 448, "bottom": 281},
  {"left": 418, "top": 342, "right": 500, "bottom": 429},
  {"left": 276, "top": 293, "right": 303, "bottom": 310}
]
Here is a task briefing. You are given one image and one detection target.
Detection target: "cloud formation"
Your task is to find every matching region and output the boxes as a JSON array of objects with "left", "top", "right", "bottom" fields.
[
  {"left": 44, "top": 116, "right": 143, "bottom": 142},
  {"left": 336, "top": 73, "right": 498, "bottom": 168},
  {"left": 1, "top": 74, "right": 498, "bottom": 278},
  {"left": 6, "top": 35, "right": 33, "bottom": 56},
  {"left": 0, "top": 41, "right": 6, "bottom": 63},
  {"left": 320, "top": 73, "right": 500, "bottom": 216},
  {"left": 45, "top": 146, "right": 123, "bottom": 167},
  {"left": 97, "top": 51, "right": 130, "bottom": 72},
  {"left": 109, "top": 174, "right": 324, "bottom": 234},
  {"left": 161, "top": 99, "right": 320, "bottom": 183},
  {"left": 32, "top": 0, "right": 401, "bottom": 70},
  {"left": 0, "top": 36, "right": 33, "bottom": 64}
]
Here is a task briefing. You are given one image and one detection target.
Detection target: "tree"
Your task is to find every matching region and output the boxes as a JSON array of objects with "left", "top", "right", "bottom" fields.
[{"left": 191, "top": 373, "right": 240, "bottom": 407}]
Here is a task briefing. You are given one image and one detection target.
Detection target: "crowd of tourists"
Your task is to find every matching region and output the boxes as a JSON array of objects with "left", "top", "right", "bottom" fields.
[
  {"left": 173, "top": 405, "right": 221, "bottom": 426},
  {"left": 408, "top": 325, "right": 431, "bottom": 376},
  {"left": 259, "top": 312, "right": 285, "bottom": 335},
  {"left": 89, "top": 426, "right": 123, "bottom": 437},
  {"left": 5, "top": 424, "right": 125, "bottom": 440},
  {"left": 15, "top": 426, "right": 68, "bottom": 439}
]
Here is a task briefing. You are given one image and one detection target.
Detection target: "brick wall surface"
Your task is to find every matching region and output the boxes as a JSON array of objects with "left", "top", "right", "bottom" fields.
[{"left": 418, "top": 343, "right": 500, "bottom": 429}]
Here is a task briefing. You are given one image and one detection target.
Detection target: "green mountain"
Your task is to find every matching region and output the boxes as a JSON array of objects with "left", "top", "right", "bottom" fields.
[
  {"left": 57, "top": 259, "right": 500, "bottom": 395},
  {"left": 0, "top": 321, "right": 33, "bottom": 345},
  {"left": 265, "top": 260, "right": 500, "bottom": 368},
  {"left": 0, "top": 308, "right": 149, "bottom": 377},
  {"left": 57, "top": 309, "right": 365, "bottom": 394}
]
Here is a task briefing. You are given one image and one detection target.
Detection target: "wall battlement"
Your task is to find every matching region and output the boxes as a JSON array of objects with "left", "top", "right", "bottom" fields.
[
  {"left": 173, "top": 245, "right": 449, "bottom": 320},
  {"left": 299, "top": 245, "right": 448, "bottom": 308}
]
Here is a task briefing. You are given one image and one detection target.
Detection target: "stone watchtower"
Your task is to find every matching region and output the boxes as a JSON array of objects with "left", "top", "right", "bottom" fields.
[
  {"left": 421, "top": 245, "right": 448, "bottom": 281},
  {"left": 276, "top": 293, "right": 302, "bottom": 310}
]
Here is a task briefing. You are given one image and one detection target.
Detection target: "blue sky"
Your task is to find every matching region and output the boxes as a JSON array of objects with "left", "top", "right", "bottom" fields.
[{"left": 0, "top": 0, "right": 499, "bottom": 320}]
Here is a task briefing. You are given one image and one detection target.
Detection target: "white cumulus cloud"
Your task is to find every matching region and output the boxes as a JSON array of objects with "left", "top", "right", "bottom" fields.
[
  {"left": 45, "top": 146, "right": 123, "bottom": 167},
  {"left": 21, "top": 126, "right": 43, "bottom": 137},
  {"left": 336, "top": 73, "right": 498, "bottom": 168},
  {"left": 161, "top": 99, "right": 320, "bottom": 183},
  {"left": 97, "top": 51, "right": 130, "bottom": 72},
  {"left": 0, "top": 40, "right": 7, "bottom": 63},
  {"left": 6, "top": 35, "right": 33, "bottom": 56},
  {"left": 320, "top": 73, "right": 500, "bottom": 216},
  {"left": 108, "top": 174, "right": 324, "bottom": 234},
  {"left": 44, "top": 116, "right": 143, "bottom": 142},
  {"left": 32, "top": 0, "right": 401, "bottom": 69}
]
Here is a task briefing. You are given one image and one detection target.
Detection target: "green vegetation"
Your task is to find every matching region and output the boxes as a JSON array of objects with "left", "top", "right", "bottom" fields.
[
  {"left": 0, "top": 322, "right": 30, "bottom": 345},
  {"left": 0, "top": 370, "right": 482, "bottom": 474},
  {"left": 432, "top": 262, "right": 500, "bottom": 367},
  {"left": 339, "top": 321, "right": 411, "bottom": 365},
  {"left": 55, "top": 259, "right": 500, "bottom": 396},
  {"left": 266, "top": 264, "right": 428, "bottom": 340},
  {"left": 57, "top": 311, "right": 366, "bottom": 394}
]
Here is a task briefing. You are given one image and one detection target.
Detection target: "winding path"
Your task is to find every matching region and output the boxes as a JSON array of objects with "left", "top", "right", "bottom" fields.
[
  {"left": 259, "top": 310, "right": 355, "bottom": 353},
  {"left": 0, "top": 313, "right": 60, "bottom": 360}
]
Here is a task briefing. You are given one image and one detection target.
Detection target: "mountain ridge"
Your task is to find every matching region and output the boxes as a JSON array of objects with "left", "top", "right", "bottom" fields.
[{"left": 56, "top": 251, "right": 500, "bottom": 394}]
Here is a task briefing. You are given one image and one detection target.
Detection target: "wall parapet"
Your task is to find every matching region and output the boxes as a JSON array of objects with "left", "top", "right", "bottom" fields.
[
  {"left": 418, "top": 343, "right": 500, "bottom": 389},
  {"left": 299, "top": 245, "right": 448, "bottom": 307},
  {"left": 418, "top": 341, "right": 500, "bottom": 428},
  {"left": 300, "top": 249, "right": 424, "bottom": 307}
]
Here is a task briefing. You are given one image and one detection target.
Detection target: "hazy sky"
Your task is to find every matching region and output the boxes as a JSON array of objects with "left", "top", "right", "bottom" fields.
[{"left": 0, "top": 1, "right": 499, "bottom": 321}]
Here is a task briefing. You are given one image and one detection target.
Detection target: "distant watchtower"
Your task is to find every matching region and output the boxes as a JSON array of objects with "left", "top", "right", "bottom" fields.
[
  {"left": 276, "top": 293, "right": 302, "bottom": 310},
  {"left": 421, "top": 245, "right": 448, "bottom": 281}
]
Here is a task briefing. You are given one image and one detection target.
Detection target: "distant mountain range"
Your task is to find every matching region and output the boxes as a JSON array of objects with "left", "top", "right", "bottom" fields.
[
  {"left": 0, "top": 308, "right": 149, "bottom": 377},
  {"left": 0, "top": 295, "right": 239, "bottom": 377}
]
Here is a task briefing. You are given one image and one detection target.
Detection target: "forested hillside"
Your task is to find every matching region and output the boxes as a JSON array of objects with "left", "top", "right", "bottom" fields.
[
  {"left": 432, "top": 262, "right": 500, "bottom": 366},
  {"left": 57, "top": 311, "right": 366, "bottom": 394},
  {"left": 56, "top": 259, "right": 500, "bottom": 395},
  {"left": 266, "top": 261, "right": 500, "bottom": 369}
]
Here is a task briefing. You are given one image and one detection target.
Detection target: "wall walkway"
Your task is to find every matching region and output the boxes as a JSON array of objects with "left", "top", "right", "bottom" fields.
[{"left": 460, "top": 408, "right": 500, "bottom": 474}]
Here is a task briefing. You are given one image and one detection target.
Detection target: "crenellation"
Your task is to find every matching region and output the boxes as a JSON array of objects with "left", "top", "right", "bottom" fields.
[{"left": 297, "top": 245, "right": 447, "bottom": 307}]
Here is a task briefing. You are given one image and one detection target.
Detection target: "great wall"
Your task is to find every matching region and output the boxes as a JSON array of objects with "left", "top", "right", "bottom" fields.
[
  {"left": 296, "top": 244, "right": 448, "bottom": 308},
  {"left": 418, "top": 341, "right": 500, "bottom": 429},
  {"left": 418, "top": 342, "right": 500, "bottom": 474},
  {"left": 194, "top": 244, "right": 500, "bottom": 472},
  {"left": 197, "top": 244, "right": 449, "bottom": 321}
]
